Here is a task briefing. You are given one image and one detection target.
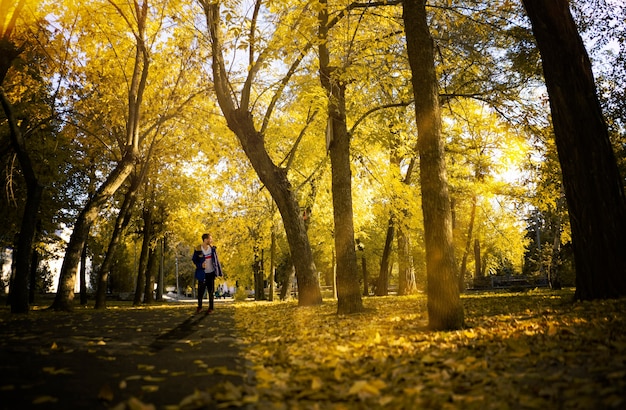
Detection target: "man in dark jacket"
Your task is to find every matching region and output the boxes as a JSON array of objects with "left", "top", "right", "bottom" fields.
[{"left": 192, "top": 233, "right": 223, "bottom": 314}]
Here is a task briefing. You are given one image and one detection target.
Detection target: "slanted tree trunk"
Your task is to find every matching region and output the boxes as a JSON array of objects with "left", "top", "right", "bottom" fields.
[
  {"left": 403, "top": 0, "right": 464, "bottom": 330},
  {"left": 203, "top": 2, "right": 321, "bottom": 306},
  {"left": 522, "top": 0, "right": 626, "bottom": 300},
  {"left": 51, "top": 154, "right": 136, "bottom": 311},
  {"left": 51, "top": 1, "right": 149, "bottom": 311}
]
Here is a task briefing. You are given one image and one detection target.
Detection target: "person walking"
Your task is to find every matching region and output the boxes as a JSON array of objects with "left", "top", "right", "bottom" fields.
[{"left": 192, "top": 233, "right": 223, "bottom": 314}]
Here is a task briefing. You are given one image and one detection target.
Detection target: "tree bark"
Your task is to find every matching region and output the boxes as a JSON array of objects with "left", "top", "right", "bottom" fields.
[
  {"left": 0, "top": 88, "right": 44, "bottom": 314},
  {"left": 403, "top": 0, "right": 464, "bottom": 330},
  {"left": 522, "top": 0, "right": 626, "bottom": 300},
  {"left": 51, "top": 1, "right": 149, "bottom": 311},
  {"left": 28, "top": 247, "right": 39, "bottom": 303},
  {"left": 143, "top": 245, "right": 157, "bottom": 305},
  {"left": 133, "top": 206, "right": 152, "bottom": 305},
  {"left": 50, "top": 154, "right": 135, "bottom": 311},
  {"left": 203, "top": 2, "right": 321, "bottom": 306},
  {"left": 79, "top": 243, "right": 87, "bottom": 305},
  {"left": 397, "top": 225, "right": 417, "bottom": 295},
  {"left": 474, "top": 239, "right": 482, "bottom": 279},
  {"left": 94, "top": 175, "right": 139, "bottom": 309},
  {"left": 459, "top": 196, "right": 477, "bottom": 291},
  {"left": 318, "top": 0, "right": 363, "bottom": 314},
  {"left": 376, "top": 219, "right": 394, "bottom": 296}
]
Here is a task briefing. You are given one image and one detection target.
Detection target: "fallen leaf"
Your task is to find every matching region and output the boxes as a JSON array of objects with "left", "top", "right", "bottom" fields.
[
  {"left": 98, "top": 383, "right": 114, "bottom": 402},
  {"left": 32, "top": 395, "right": 58, "bottom": 404}
]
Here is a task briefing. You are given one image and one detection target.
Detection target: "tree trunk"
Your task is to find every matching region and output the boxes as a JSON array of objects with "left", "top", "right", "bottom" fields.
[
  {"left": 156, "top": 238, "right": 164, "bottom": 302},
  {"left": 204, "top": 2, "right": 321, "bottom": 306},
  {"left": 28, "top": 247, "right": 39, "bottom": 304},
  {"left": 361, "top": 252, "right": 368, "bottom": 297},
  {"left": 254, "top": 248, "right": 266, "bottom": 301},
  {"left": 474, "top": 239, "right": 482, "bottom": 279},
  {"left": 403, "top": 0, "right": 464, "bottom": 330},
  {"left": 79, "top": 243, "right": 88, "bottom": 305},
  {"left": 51, "top": 1, "right": 148, "bottom": 311},
  {"left": 143, "top": 245, "right": 157, "bottom": 305},
  {"left": 317, "top": 1, "right": 364, "bottom": 314},
  {"left": 459, "top": 196, "right": 477, "bottom": 291},
  {"left": 51, "top": 154, "right": 135, "bottom": 311},
  {"left": 0, "top": 88, "right": 44, "bottom": 314},
  {"left": 522, "top": 0, "right": 626, "bottom": 300},
  {"left": 269, "top": 226, "right": 276, "bottom": 301},
  {"left": 376, "top": 219, "right": 394, "bottom": 296},
  {"left": 134, "top": 206, "right": 152, "bottom": 306},
  {"left": 94, "top": 176, "right": 138, "bottom": 309},
  {"left": 397, "top": 225, "right": 417, "bottom": 295}
]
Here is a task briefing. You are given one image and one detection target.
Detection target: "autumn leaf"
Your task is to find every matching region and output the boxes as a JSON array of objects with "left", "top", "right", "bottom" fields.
[
  {"left": 98, "top": 383, "right": 114, "bottom": 402},
  {"left": 42, "top": 367, "right": 73, "bottom": 375},
  {"left": 32, "top": 395, "right": 58, "bottom": 404}
]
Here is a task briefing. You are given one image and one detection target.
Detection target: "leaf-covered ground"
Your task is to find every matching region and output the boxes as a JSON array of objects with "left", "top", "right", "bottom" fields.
[
  {"left": 225, "top": 289, "right": 626, "bottom": 409},
  {"left": 1, "top": 289, "right": 624, "bottom": 409}
]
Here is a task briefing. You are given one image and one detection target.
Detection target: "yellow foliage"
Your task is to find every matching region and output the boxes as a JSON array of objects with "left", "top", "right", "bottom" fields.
[{"left": 227, "top": 291, "right": 626, "bottom": 408}]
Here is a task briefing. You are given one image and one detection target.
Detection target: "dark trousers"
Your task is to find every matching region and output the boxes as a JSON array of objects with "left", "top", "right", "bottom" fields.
[{"left": 197, "top": 275, "right": 215, "bottom": 310}]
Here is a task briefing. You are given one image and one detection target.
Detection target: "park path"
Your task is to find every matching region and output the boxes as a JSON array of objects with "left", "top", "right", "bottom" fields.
[{"left": 0, "top": 299, "right": 248, "bottom": 409}]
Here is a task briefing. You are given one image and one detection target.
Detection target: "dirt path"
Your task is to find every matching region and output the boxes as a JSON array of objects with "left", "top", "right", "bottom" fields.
[{"left": 0, "top": 300, "right": 247, "bottom": 409}]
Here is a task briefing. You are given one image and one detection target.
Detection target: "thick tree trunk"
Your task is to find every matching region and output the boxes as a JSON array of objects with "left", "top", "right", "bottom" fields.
[
  {"left": 318, "top": 1, "right": 364, "bottom": 314},
  {"left": 205, "top": 2, "right": 321, "bottom": 306},
  {"left": 51, "top": 1, "right": 148, "bottom": 311},
  {"left": 403, "top": 0, "right": 464, "bottom": 330},
  {"left": 326, "top": 104, "right": 363, "bottom": 314},
  {"left": 522, "top": 0, "right": 626, "bottom": 300},
  {"left": 230, "top": 109, "right": 321, "bottom": 306}
]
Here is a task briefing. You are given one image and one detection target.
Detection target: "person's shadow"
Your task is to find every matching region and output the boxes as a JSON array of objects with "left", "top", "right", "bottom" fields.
[{"left": 149, "top": 314, "right": 206, "bottom": 351}]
